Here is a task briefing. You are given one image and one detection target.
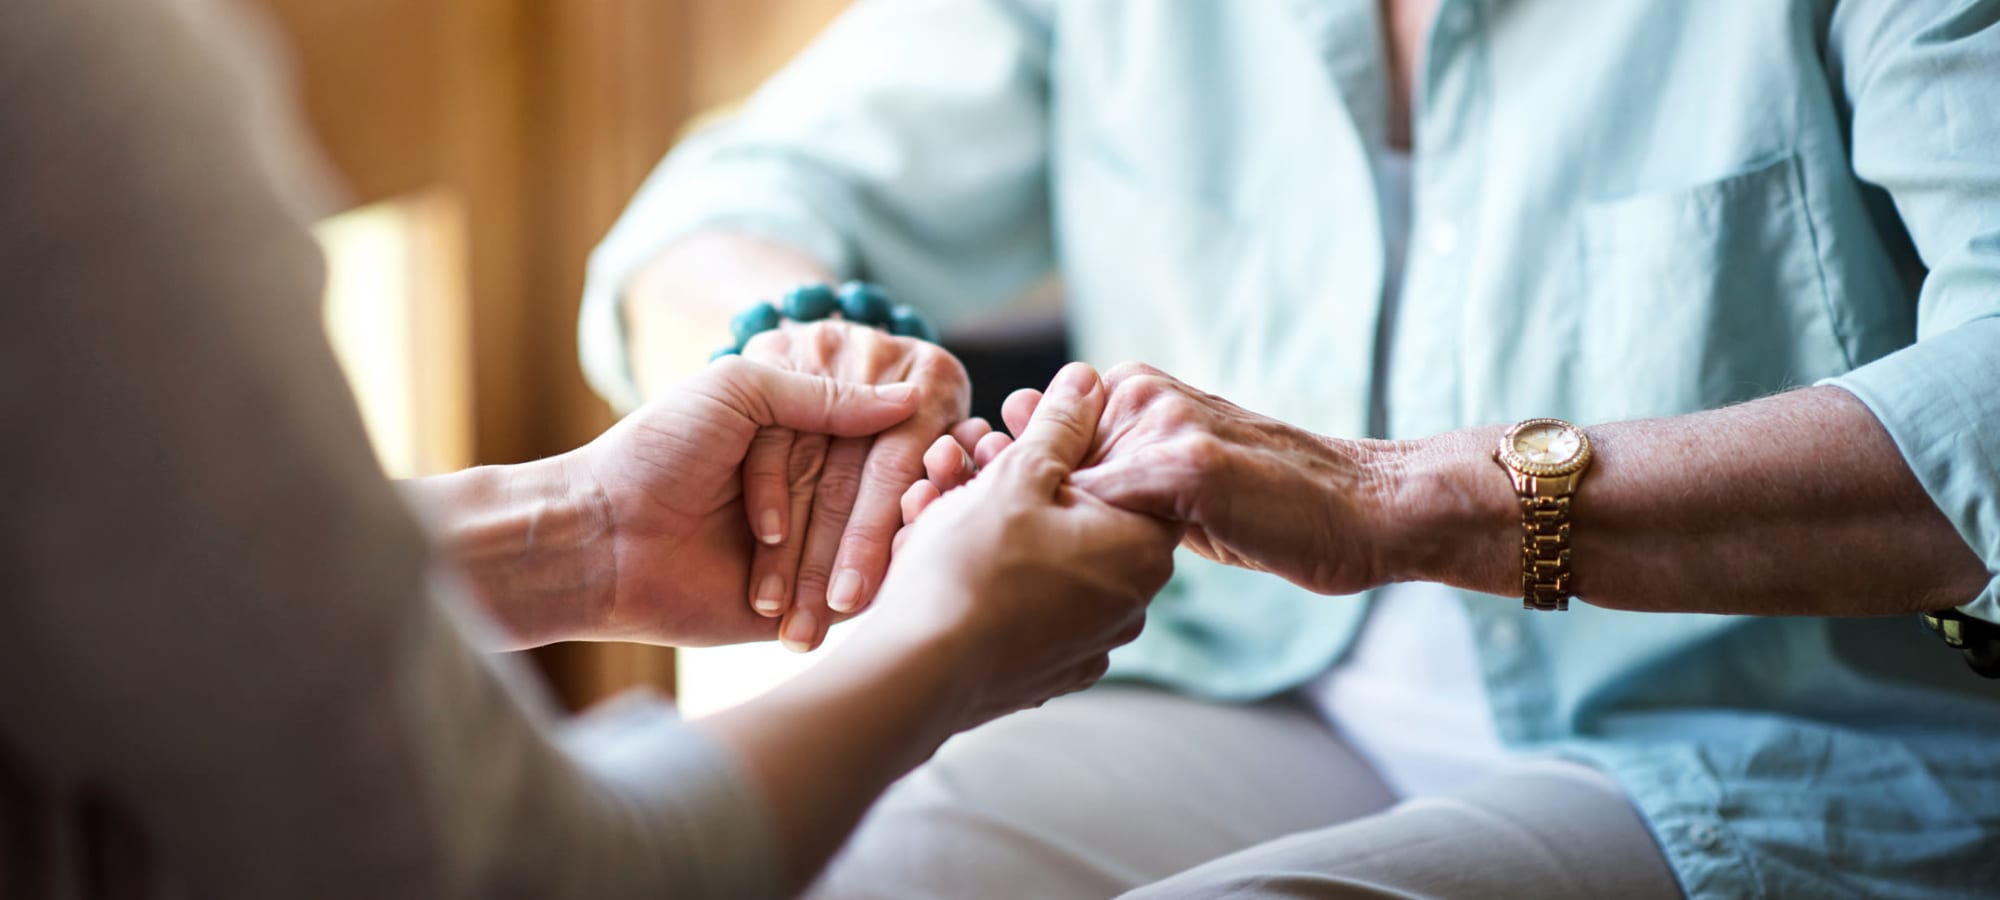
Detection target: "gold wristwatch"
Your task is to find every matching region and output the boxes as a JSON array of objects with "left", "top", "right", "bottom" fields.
[{"left": 1494, "top": 418, "right": 1593, "bottom": 611}]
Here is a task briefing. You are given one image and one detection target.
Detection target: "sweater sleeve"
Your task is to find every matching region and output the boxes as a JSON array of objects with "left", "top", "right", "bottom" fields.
[{"left": 0, "top": 2, "right": 776, "bottom": 896}]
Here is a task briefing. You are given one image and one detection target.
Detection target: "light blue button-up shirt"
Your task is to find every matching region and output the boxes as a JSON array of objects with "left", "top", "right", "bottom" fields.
[{"left": 582, "top": 2, "right": 2000, "bottom": 895}]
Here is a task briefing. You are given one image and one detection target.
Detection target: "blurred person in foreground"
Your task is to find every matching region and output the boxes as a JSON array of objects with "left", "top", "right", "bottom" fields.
[
  {"left": 588, "top": 2, "right": 2000, "bottom": 897},
  {"left": 0, "top": 2, "right": 1180, "bottom": 897}
]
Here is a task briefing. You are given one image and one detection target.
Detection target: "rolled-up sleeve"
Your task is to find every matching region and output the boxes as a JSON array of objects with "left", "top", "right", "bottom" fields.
[
  {"left": 1823, "top": 0, "right": 2000, "bottom": 622},
  {"left": 580, "top": 0, "right": 1056, "bottom": 411}
]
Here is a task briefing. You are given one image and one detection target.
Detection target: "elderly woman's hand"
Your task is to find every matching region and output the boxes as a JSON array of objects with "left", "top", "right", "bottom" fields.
[
  {"left": 912, "top": 362, "right": 1431, "bottom": 597},
  {"left": 736, "top": 320, "right": 972, "bottom": 652}
]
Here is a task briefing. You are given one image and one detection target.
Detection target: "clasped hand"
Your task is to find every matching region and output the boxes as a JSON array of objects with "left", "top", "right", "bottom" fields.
[
  {"left": 565, "top": 353, "right": 1179, "bottom": 723},
  {"left": 907, "top": 362, "right": 1417, "bottom": 599},
  {"left": 463, "top": 343, "right": 1400, "bottom": 660},
  {"left": 731, "top": 320, "right": 975, "bottom": 652}
]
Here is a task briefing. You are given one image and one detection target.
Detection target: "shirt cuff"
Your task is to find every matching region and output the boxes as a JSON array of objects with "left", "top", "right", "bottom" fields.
[
  {"left": 579, "top": 146, "right": 861, "bottom": 413},
  {"left": 1823, "top": 316, "right": 2000, "bottom": 624},
  {"left": 560, "top": 692, "right": 783, "bottom": 900}
]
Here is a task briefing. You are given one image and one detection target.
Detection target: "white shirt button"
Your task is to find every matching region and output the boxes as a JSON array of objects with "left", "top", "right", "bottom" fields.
[
  {"left": 1690, "top": 824, "right": 1721, "bottom": 850},
  {"left": 1488, "top": 618, "right": 1521, "bottom": 650},
  {"left": 1428, "top": 222, "right": 1460, "bottom": 257}
]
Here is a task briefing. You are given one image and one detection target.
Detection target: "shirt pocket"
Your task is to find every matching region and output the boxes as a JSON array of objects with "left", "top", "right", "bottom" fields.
[{"left": 1575, "top": 151, "right": 1847, "bottom": 422}]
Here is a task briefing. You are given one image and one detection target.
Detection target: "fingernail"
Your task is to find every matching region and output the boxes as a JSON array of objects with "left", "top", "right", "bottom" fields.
[
  {"left": 876, "top": 383, "right": 917, "bottom": 403},
  {"left": 781, "top": 608, "right": 817, "bottom": 653},
  {"left": 753, "top": 573, "right": 785, "bottom": 616},
  {"left": 828, "top": 570, "right": 864, "bottom": 613},
  {"left": 758, "top": 509, "right": 783, "bottom": 545}
]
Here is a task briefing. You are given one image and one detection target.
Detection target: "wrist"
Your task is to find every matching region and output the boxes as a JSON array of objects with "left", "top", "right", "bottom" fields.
[
  {"left": 825, "top": 627, "right": 968, "bottom": 740},
  {"left": 835, "top": 603, "right": 983, "bottom": 735},
  {"left": 416, "top": 453, "right": 618, "bottom": 647},
  {"left": 1366, "top": 426, "right": 1518, "bottom": 595}
]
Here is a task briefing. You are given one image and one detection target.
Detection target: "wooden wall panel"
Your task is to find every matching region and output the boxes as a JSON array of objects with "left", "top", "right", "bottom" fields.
[
  {"left": 250, "top": 0, "right": 449, "bottom": 205},
  {"left": 251, "top": 0, "right": 849, "bottom": 708},
  {"left": 525, "top": 0, "right": 850, "bottom": 705},
  {"left": 254, "top": 0, "right": 538, "bottom": 466}
]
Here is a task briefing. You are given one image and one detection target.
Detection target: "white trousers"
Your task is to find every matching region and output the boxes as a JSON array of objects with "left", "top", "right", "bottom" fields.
[{"left": 807, "top": 686, "right": 1683, "bottom": 899}]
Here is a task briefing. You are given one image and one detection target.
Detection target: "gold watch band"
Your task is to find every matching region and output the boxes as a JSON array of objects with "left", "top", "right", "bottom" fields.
[
  {"left": 1519, "top": 494, "right": 1575, "bottom": 612},
  {"left": 1496, "top": 417, "right": 1592, "bottom": 612}
]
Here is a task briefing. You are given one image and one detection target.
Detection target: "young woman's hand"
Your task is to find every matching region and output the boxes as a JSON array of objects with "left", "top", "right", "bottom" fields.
[
  {"left": 558, "top": 357, "right": 923, "bottom": 646},
  {"left": 851, "top": 363, "right": 1181, "bottom": 730}
]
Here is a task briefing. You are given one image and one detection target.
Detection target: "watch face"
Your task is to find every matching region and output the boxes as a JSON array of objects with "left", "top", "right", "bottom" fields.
[
  {"left": 1513, "top": 422, "right": 1582, "bottom": 466},
  {"left": 1498, "top": 418, "right": 1592, "bottom": 477}
]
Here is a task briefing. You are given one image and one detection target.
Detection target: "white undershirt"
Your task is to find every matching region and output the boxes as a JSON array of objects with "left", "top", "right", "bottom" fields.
[{"left": 1304, "top": 151, "right": 1509, "bottom": 799}]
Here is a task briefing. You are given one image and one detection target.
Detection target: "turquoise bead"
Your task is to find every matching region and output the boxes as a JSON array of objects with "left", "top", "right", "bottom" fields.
[
  {"left": 888, "top": 304, "right": 938, "bottom": 342},
  {"left": 782, "top": 284, "right": 838, "bottom": 321},
  {"left": 730, "top": 301, "right": 783, "bottom": 346},
  {"left": 710, "top": 346, "right": 740, "bottom": 361},
  {"left": 837, "top": 281, "right": 893, "bottom": 326}
]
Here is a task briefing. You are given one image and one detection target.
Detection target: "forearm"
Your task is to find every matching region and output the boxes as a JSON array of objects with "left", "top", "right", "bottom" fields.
[
  {"left": 402, "top": 455, "right": 615, "bottom": 648},
  {"left": 1393, "top": 386, "right": 1989, "bottom": 616},
  {"left": 692, "top": 633, "right": 962, "bottom": 895},
  {"left": 624, "top": 231, "right": 835, "bottom": 399}
]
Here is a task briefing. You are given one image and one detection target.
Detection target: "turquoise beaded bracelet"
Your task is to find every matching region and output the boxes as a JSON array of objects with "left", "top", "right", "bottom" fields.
[{"left": 712, "top": 281, "right": 938, "bottom": 360}]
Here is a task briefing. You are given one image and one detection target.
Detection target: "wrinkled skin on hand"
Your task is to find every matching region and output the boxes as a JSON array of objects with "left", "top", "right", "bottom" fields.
[
  {"left": 908, "top": 362, "right": 1404, "bottom": 598},
  {"left": 737, "top": 321, "right": 971, "bottom": 651}
]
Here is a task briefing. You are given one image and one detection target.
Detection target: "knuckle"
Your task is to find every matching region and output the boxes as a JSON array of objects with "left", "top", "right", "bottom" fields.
[
  {"left": 821, "top": 378, "right": 867, "bottom": 415},
  {"left": 866, "top": 432, "right": 930, "bottom": 471},
  {"left": 709, "top": 353, "right": 757, "bottom": 382},
  {"left": 787, "top": 444, "right": 829, "bottom": 488},
  {"left": 1041, "top": 406, "right": 1091, "bottom": 441},
  {"left": 837, "top": 534, "right": 893, "bottom": 573},
  {"left": 741, "top": 330, "right": 788, "bottom": 361},
  {"left": 1104, "top": 360, "right": 1158, "bottom": 384},
  {"left": 806, "top": 321, "right": 847, "bottom": 359},
  {"left": 789, "top": 467, "right": 824, "bottom": 497},
  {"left": 911, "top": 353, "right": 972, "bottom": 411},
  {"left": 815, "top": 470, "right": 864, "bottom": 516},
  {"left": 1155, "top": 393, "right": 1206, "bottom": 428},
  {"left": 869, "top": 333, "right": 907, "bottom": 364},
  {"left": 1124, "top": 373, "right": 1168, "bottom": 398},
  {"left": 1115, "top": 375, "right": 1178, "bottom": 416},
  {"left": 916, "top": 343, "right": 970, "bottom": 380},
  {"left": 1174, "top": 432, "right": 1231, "bottom": 477},
  {"left": 1010, "top": 452, "right": 1071, "bottom": 488},
  {"left": 1034, "top": 452, "right": 1072, "bottom": 483},
  {"left": 747, "top": 426, "right": 794, "bottom": 454},
  {"left": 794, "top": 565, "right": 833, "bottom": 597},
  {"left": 744, "top": 466, "right": 789, "bottom": 495}
]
